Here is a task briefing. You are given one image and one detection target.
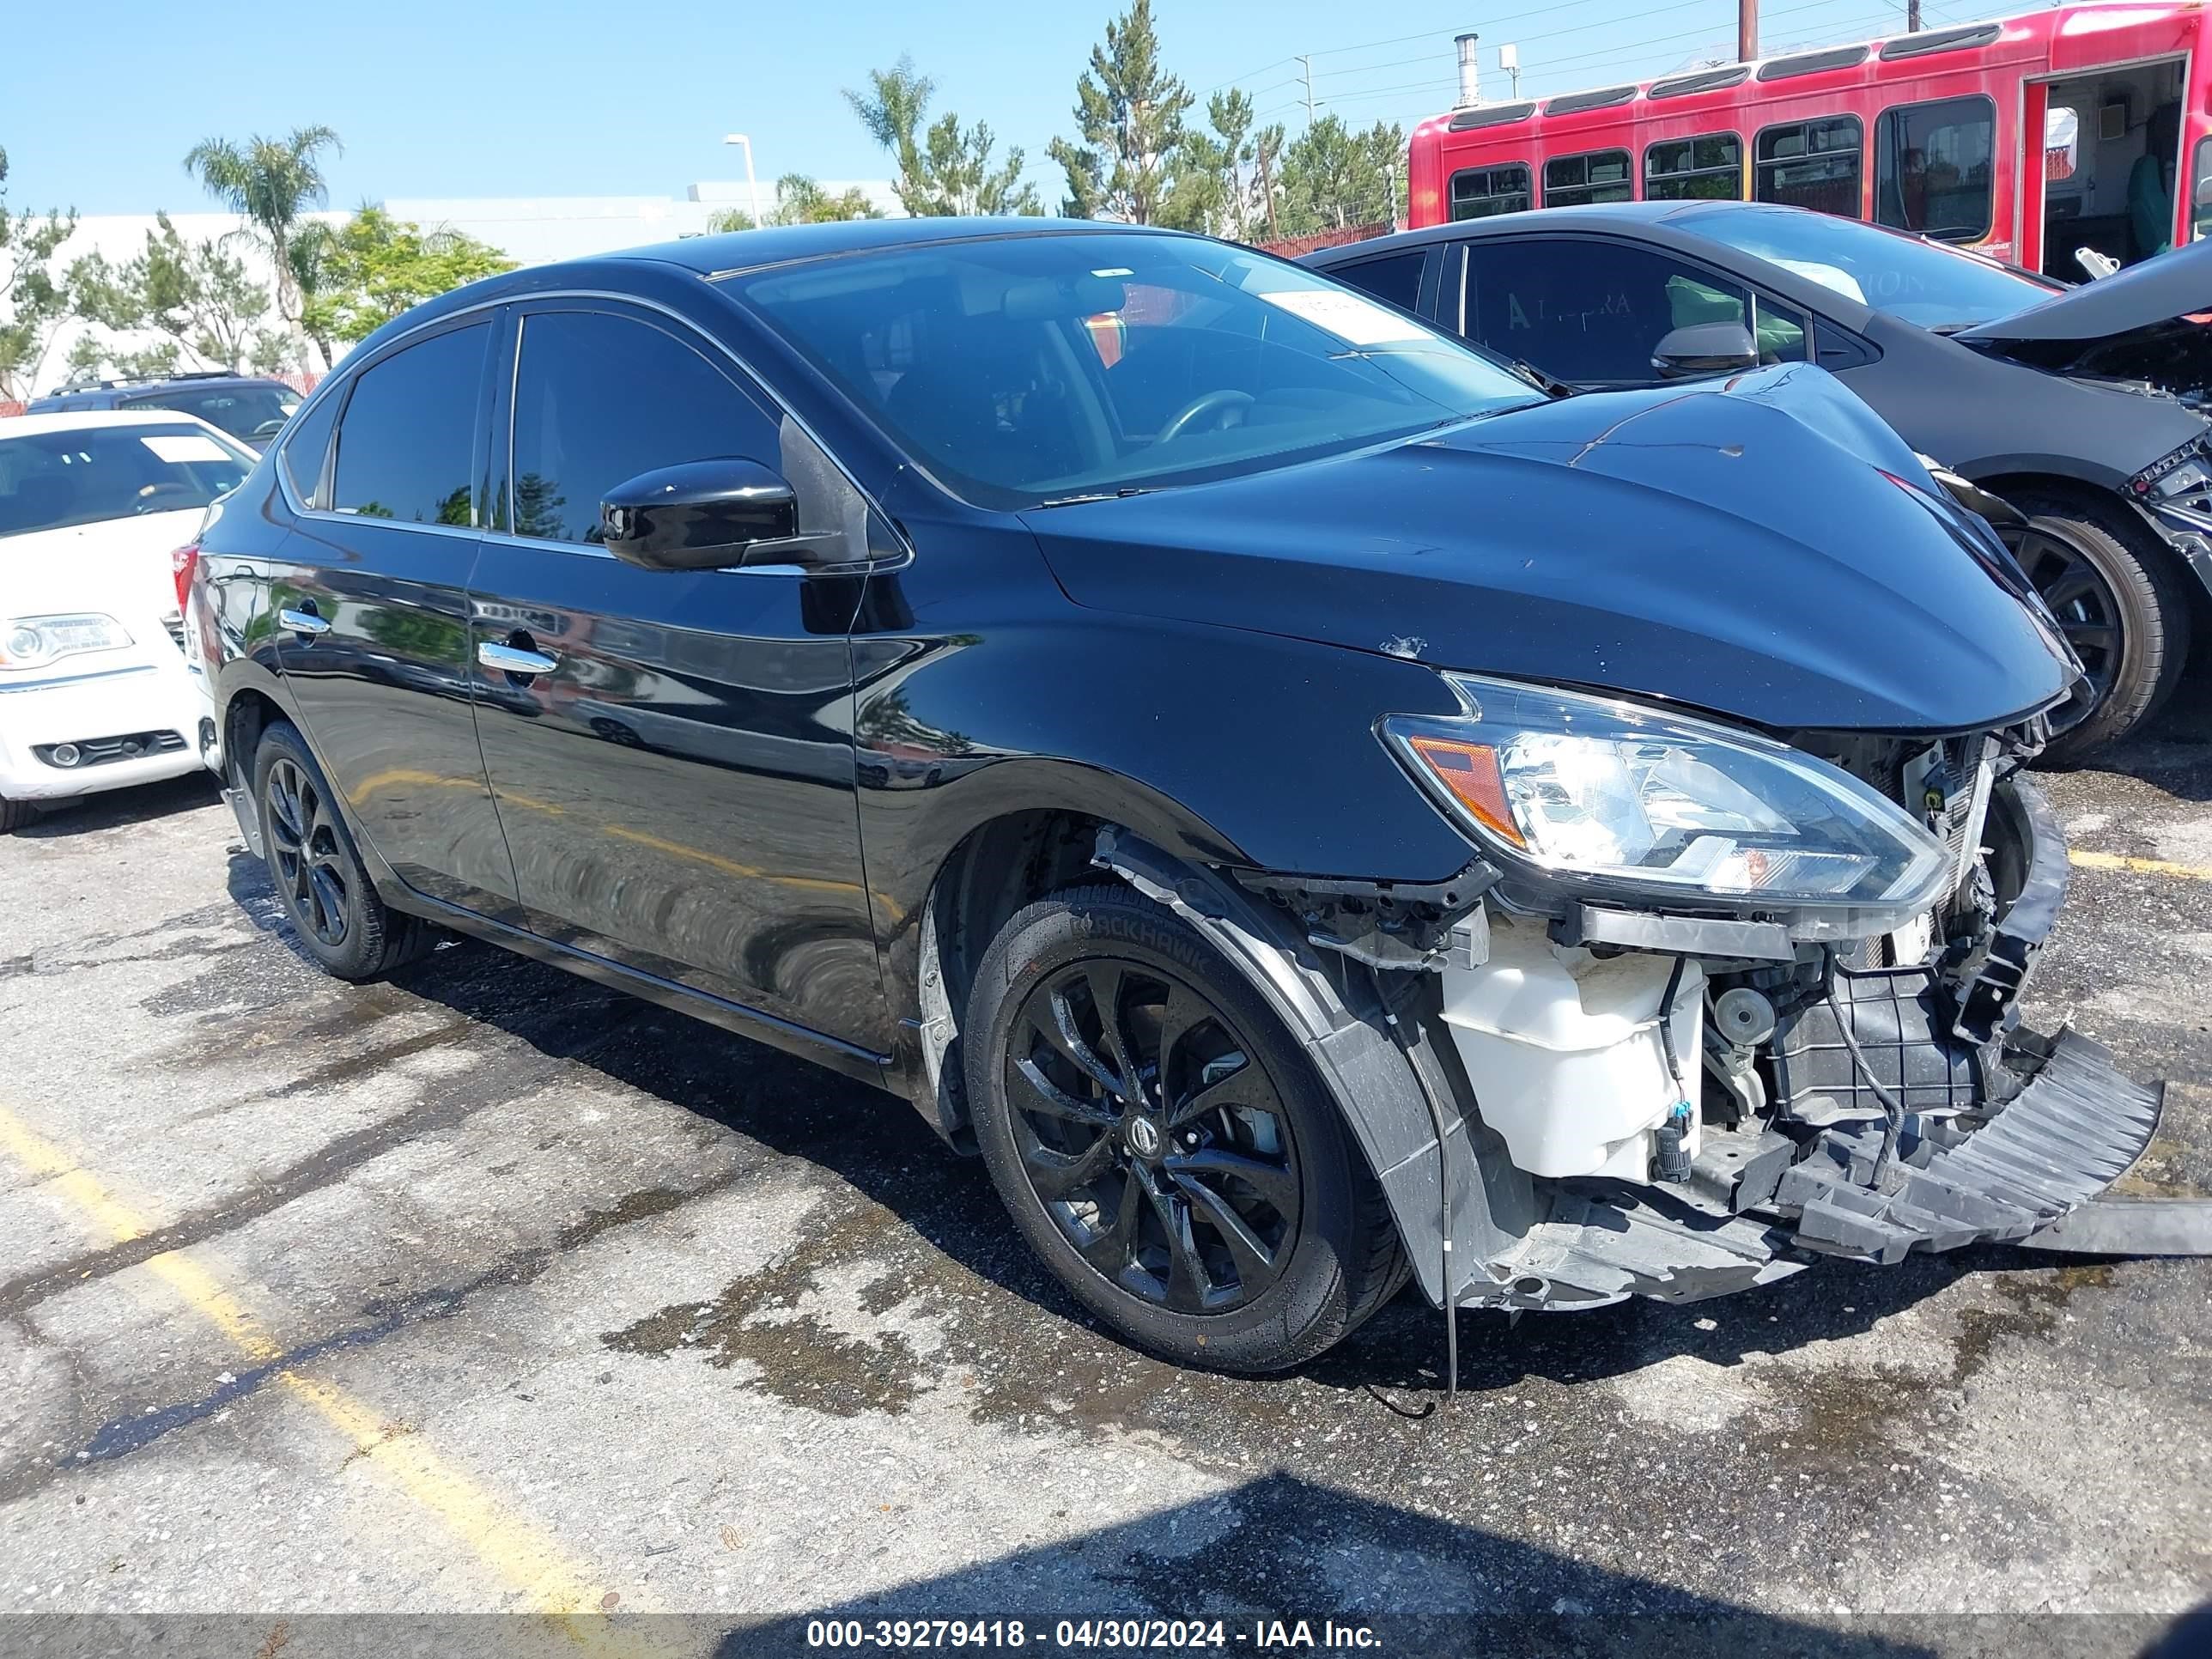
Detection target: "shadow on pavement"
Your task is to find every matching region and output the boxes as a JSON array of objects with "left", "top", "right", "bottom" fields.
[{"left": 12, "top": 772, "right": 222, "bottom": 840}]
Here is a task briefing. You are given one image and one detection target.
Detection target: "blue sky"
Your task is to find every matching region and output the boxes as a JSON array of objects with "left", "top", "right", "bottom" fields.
[{"left": 7, "top": 0, "right": 1957, "bottom": 216}]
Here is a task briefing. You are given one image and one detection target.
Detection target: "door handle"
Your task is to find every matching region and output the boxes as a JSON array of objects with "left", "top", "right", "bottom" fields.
[
  {"left": 278, "top": 606, "right": 330, "bottom": 638},
  {"left": 478, "top": 641, "right": 559, "bottom": 676}
]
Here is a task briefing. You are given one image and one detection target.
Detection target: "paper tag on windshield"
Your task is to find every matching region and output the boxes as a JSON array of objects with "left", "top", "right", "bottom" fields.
[
  {"left": 140, "top": 434, "right": 230, "bottom": 465},
  {"left": 1259, "top": 289, "right": 1430, "bottom": 346}
]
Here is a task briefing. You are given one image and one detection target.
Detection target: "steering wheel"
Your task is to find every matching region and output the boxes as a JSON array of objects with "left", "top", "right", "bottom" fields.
[{"left": 1156, "top": 389, "right": 1255, "bottom": 445}]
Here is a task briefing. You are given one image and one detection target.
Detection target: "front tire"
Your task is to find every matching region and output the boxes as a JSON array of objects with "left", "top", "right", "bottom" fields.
[
  {"left": 964, "top": 883, "right": 1407, "bottom": 1374},
  {"left": 0, "top": 796, "right": 33, "bottom": 833},
  {"left": 252, "top": 720, "right": 434, "bottom": 981},
  {"left": 2010, "top": 500, "right": 2192, "bottom": 763}
]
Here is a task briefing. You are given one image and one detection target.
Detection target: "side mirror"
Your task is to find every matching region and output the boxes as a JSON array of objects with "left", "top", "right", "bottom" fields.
[
  {"left": 599, "top": 459, "right": 843, "bottom": 572},
  {"left": 1650, "top": 322, "right": 1760, "bottom": 380}
]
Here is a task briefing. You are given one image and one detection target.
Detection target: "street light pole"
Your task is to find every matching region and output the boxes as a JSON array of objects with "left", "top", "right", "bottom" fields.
[{"left": 723, "top": 133, "right": 765, "bottom": 229}]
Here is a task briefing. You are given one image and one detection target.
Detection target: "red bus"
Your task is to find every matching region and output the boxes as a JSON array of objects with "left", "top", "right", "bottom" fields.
[{"left": 1408, "top": 2, "right": 2209, "bottom": 278}]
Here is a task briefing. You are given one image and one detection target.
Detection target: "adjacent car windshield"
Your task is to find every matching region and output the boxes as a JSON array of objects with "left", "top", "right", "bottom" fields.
[
  {"left": 125, "top": 383, "right": 299, "bottom": 444},
  {"left": 1674, "top": 205, "right": 2058, "bottom": 328},
  {"left": 0, "top": 423, "right": 252, "bottom": 538},
  {"left": 727, "top": 232, "right": 1544, "bottom": 507}
]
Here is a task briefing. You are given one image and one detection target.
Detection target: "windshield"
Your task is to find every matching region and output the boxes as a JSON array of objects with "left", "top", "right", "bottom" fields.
[
  {"left": 125, "top": 382, "right": 299, "bottom": 444},
  {"left": 0, "top": 423, "right": 252, "bottom": 538},
  {"left": 1674, "top": 205, "right": 2057, "bottom": 328},
  {"left": 726, "top": 232, "right": 1544, "bottom": 508}
]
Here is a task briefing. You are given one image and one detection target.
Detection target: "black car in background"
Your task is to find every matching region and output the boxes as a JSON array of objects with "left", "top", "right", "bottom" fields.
[
  {"left": 1308, "top": 203, "right": 2212, "bottom": 758},
  {"left": 188, "top": 219, "right": 2160, "bottom": 1377},
  {"left": 29, "top": 371, "right": 301, "bottom": 451}
]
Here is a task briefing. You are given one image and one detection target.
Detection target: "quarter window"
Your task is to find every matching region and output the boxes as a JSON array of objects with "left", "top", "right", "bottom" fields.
[
  {"left": 1645, "top": 133, "right": 1743, "bottom": 201},
  {"left": 1875, "top": 96, "right": 1996, "bottom": 241},
  {"left": 1544, "top": 149, "right": 1633, "bottom": 208},
  {"left": 279, "top": 390, "right": 340, "bottom": 509},
  {"left": 508, "top": 309, "right": 779, "bottom": 546},
  {"left": 1328, "top": 251, "right": 1426, "bottom": 313},
  {"left": 330, "top": 323, "right": 489, "bottom": 526},
  {"left": 1449, "top": 163, "right": 1533, "bottom": 220},
  {"left": 1755, "top": 117, "right": 1864, "bottom": 217}
]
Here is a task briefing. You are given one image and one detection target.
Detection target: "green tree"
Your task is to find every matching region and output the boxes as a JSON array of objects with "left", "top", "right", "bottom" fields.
[
  {"left": 182, "top": 124, "right": 343, "bottom": 362},
  {"left": 706, "top": 175, "right": 884, "bottom": 233},
  {"left": 0, "top": 146, "right": 78, "bottom": 401},
  {"left": 1277, "top": 116, "right": 1404, "bottom": 234},
  {"left": 847, "top": 57, "right": 1041, "bottom": 216},
  {"left": 68, "top": 212, "right": 273, "bottom": 374},
  {"left": 295, "top": 206, "right": 514, "bottom": 356},
  {"left": 1048, "top": 0, "right": 1196, "bottom": 226}
]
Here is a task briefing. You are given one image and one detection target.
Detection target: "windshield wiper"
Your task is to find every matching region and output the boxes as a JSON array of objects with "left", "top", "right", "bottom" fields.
[{"left": 1034, "top": 485, "right": 1158, "bottom": 508}]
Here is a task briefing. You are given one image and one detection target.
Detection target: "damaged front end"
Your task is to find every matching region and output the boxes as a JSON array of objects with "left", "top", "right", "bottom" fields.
[{"left": 1202, "top": 672, "right": 2175, "bottom": 1318}]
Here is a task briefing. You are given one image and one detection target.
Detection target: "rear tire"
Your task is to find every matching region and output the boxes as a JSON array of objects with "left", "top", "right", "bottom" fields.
[
  {"left": 963, "top": 882, "right": 1407, "bottom": 1374},
  {"left": 0, "top": 796, "right": 33, "bottom": 833},
  {"left": 2011, "top": 497, "right": 2192, "bottom": 763},
  {"left": 252, "top": 720, "right": 434, "bottom": 981}
]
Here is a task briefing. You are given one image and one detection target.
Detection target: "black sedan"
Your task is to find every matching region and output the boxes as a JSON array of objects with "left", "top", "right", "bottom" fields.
[
  {"left": 188, "top": 217, "right": 2166, "bottom": 1377},
  {"left": 1309, "top": 203, "right": 2212, "bottom": 759}
]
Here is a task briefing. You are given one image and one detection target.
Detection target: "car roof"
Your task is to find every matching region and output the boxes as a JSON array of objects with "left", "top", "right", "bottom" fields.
[
  {"left": 0, "top": 407, "right": 246, "bottom": 441},
  {"left": 1302, "top": 200, "right": 1729, "bottom": 264},
  {"left": 604, "top": 216, "right": 1188, "bottom": 277}
]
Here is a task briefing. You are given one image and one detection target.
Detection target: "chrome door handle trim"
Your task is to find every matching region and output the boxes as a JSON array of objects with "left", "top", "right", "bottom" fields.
[
  {"left": 477, "top": 641, "right": 559, "bottom": 675},
  {"left": 278, "top": 608, "right": 330, "bottom": 636}
]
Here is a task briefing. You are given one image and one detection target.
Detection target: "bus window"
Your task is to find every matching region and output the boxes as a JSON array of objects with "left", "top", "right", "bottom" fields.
[
  {"left": 1449, "top": 164, "right": 1533, "bottom": 220},
  {"left": 1755, "top": 117, "right": 1863, "bottom": 217},
  {"left": 1544, "top": 149, "right": 1633, "bottom": 208},
  {"left": 2195, "top": 136, "right": 2212, "bottom": 240},
  {"left": 1875, "top": 96, "right": 1996, "bottom": 241},
  {"left": 1645, "top": 134, "right": 1742, "bottom": 201}
]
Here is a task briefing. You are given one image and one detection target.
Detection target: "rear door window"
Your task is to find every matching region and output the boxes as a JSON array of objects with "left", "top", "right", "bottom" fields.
[
  {"left": 1460, "top": 238, "right": 1807, "bottom": 386},
  {"left": 279, "top": 391, "right": 340, "bottom": 509},
  {"left": 331, "top": 323, "right": 490, "bottom": 526},
  {"left": 1874, "top": 96, "right": 1996, "bottom": 241},
  {"left": 507, "top": 308, "right": 780, "bottom": 546},
  {"left": 1449, "top": 164, "right": 1532, "bottom": 220},
  {"left": 1544, "top": 149, "right": 1633, "bottom": 208},
  {"left": 1755, "top": 117, "right": 1864, "bottom": 217}
]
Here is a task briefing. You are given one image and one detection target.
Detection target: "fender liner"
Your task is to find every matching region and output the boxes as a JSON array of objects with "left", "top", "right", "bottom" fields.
[{"left": 1092, "top": 826, "right": 1540, "bottom": 1307}]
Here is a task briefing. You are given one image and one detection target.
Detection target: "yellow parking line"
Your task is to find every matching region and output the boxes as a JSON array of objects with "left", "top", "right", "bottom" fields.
[
  {"left": 2069, "top": 848, "right": 2212, "bottom": 884},
  {"left": 0, "top": 1103, "right": 638, "bottom": 1633}
]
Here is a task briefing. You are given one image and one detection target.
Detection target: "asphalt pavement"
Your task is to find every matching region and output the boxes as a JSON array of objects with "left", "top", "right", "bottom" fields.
[{"left": 1, "top": 683, "right": 2208, "bottom": 1658}]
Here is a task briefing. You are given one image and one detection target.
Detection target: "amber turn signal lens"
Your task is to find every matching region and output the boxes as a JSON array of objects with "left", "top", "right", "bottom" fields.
[{"left": 1405, "top": 734, "right": 1525, "bottom": 848}]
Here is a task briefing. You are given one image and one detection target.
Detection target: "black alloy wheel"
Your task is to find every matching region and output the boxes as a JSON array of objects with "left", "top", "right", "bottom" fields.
[
  {"left": 264, "top": 754, "right": 352, "bottom": 950},
  {"left": 1005, "top": 957, "right": 1302, "bottom": 1315},
  {"left": 2015, "top": 521, "right": 2124, "bottom": 711},
  {"left": 252, "top": 720, "right": 434, "bottom": 980},
  {"left": 966, "top": 884, "right": 1407, "bottom": 1374}
]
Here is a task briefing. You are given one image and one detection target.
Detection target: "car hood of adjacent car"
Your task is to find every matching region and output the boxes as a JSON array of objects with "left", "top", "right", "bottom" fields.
[
  {"left": 1024, "top": 363, "right": 2077, "bottom": 734},
  {"left": 1951, "top": 239, "right": 2212, "bottom": 417},
  {"left": 1, "top": 508, "right": 200, "bottom": 632}
]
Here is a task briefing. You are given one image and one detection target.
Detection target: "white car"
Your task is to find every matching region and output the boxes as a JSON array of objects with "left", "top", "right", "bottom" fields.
[{"left": 0, "top": 409, "right": 256, "bottom": 830}]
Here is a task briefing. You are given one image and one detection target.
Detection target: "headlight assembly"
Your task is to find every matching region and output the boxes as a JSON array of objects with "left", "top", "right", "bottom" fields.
[
  {"left": 1383, "top": 675, "right": 1950, "bottom": 939},
  {"left": 0, "top": 614, "right": 134, "bottom": 672}
]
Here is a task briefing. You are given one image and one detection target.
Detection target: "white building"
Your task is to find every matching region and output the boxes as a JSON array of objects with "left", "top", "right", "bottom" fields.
[{"left": 13, "top": 178, "right": 900, "bottom": 398}]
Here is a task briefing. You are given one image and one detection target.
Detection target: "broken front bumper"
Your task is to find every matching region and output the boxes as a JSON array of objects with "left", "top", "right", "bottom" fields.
[{"left": 1461, "top": 775, "right": 2179, "bottom": 1313}]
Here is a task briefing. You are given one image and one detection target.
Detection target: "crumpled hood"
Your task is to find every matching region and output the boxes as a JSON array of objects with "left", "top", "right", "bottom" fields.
[
  {"left": 1025, "top": 364, "right": 2075, "bottom": 732},
  {"left": 1956, "top": 238, "right": 2212, "bottom": 345},
  {"left": 1954, "top": 240, "right": 2212, "bottom": 413},
  {"left": 0, "top": 509, "right": 199, "bottom": 631}
]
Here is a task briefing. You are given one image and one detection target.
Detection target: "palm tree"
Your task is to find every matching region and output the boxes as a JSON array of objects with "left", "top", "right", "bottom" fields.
[{"left": 183, "top": 125, "right": 342, "bottom": 364}]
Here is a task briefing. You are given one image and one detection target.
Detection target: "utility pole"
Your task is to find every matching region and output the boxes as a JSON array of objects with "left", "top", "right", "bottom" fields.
[
  {"left": 1906, "top": 0, "right": 1922, "bottom": 28},
  {"left": 1737, "top": 0, "right": 1759, "bottom": 60},
  {"left": 1299, "top": 55, "right": 1316, "bottom": 126}
]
